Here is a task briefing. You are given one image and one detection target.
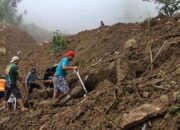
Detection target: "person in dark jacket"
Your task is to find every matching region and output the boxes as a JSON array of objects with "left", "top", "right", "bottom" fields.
[
  {"left": 42, "top": 66, "right": 56, "bottom": 89},
  {"left": 25, "top": 68, "right": 41, "bottom": 95}
]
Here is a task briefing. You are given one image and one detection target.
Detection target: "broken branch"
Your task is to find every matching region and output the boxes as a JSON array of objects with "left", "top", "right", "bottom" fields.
[
  {"left": 105, "top": 89, "right": 118, "bottom": 114},
  {"left": 149, "top": 47, "right": 153, "bottom": 71},
  {"left": 144, "top": 41, "right": 167, "bottom": 75},
  {"left": 94, "top": 107, "right": 123, "bottom": 130}
]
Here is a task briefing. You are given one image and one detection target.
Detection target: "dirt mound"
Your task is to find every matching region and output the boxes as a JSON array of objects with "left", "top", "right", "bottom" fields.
[
  {"left": 0, "top": 15, "right": 180, "bottom": 130},
  {"left": 0, "top": 23, "right": 37, "bottom": 73}
]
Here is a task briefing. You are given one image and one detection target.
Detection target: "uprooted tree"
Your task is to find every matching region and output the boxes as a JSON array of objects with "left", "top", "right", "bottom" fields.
[
  {"left": 144, "top": 0, "right": 180, "bottom": 16},
  {"left": 0, "top": 0, "right": 24, "bottom": 25}
]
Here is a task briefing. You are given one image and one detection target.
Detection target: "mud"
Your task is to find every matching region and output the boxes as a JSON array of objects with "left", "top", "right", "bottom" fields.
[{"left": 0, "top": 14, "right": 180, "bottom": 130}]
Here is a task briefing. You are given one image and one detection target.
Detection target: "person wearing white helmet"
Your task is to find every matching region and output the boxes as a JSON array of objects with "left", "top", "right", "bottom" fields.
[{"left": 3, "top": 56, "right": 28, "bottom": 111}]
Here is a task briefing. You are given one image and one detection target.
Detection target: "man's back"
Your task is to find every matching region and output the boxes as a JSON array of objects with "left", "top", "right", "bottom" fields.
[{"left": 5, "top": 64, "right": 18, "bottom": 84}]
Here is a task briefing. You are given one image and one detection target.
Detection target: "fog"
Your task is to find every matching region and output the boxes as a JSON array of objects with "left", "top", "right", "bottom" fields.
[{"left": 18, "top": 0, "right": 158, "bottom": 34}]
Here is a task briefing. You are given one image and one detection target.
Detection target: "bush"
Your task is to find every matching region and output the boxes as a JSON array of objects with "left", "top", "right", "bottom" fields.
[
  {"left": 170, "top": 105, "right": 180, "bottom": 115},
  {"left": 52, "top": 30, "right": 67, "bottom": 54}
]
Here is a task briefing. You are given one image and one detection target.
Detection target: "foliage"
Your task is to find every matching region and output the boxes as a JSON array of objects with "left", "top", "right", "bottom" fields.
[
  {"left": 52, "top": 30, "right": 67, "bottom": 54},
  {"left": 144, "top": 0, "right": 180, "bottom": 16},
  {"left": 170, "top": 105, "right": 180, "bottom": 115},
  {"left": 0, "top": 0, "right": 23, "bottom": 25}
]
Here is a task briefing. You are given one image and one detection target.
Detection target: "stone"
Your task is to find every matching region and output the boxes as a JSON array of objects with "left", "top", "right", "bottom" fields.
[
  {"left": 0, "top": 47, "right": 6, "bottom": 55},
  {"left": 157, "top": 18, "right": 161, "bottom": 21},
  {"left": 17, "top": 51, "right": 23, "bottom": 55},
  {"left": 120, "top": 95, "right": 169, "bottom": 129},
  {"left": 124, "top": 38, "right": 137, "bottom": 50},
  {"left": 114, "top": 51, "right": 120, "bottom": 55},
  {"left": 143, "top": 92, "right": 150, "bottom": 98}
]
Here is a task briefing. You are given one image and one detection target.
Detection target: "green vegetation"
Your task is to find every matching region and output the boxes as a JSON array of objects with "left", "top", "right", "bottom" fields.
[
  {"left": 144, "top": 0, "right": 180, "bottom": 16},
  {"left": 52, "top": 30, "right": 67, "bottom": 54},
  {"left": 0, "top": 0, "right": 23, "bottom": 25},
  {"left": 170, "top": 105, "right": 180, "bottom": 115}
]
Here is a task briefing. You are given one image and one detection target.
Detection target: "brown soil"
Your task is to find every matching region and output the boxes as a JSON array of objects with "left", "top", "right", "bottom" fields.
[{"left": 0, "top": 14, "right": 180, "bottom": 130}]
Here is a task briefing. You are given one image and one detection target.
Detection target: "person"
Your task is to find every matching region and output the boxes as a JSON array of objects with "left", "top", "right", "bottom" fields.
[
  {"left": 3, "top": 56, "right": 28, "bottom": 111},
  {"left": 0, "top": 79, "right": 5, "bottom": 99},
  {"left": 43, "top": 66, "right": 57, "bottom": 89},
  {"left": 101, "top": 20, "right": 105, "bottom": 26},
  {"left": 25, "top": 68, "right": 42, "bottom": 95},
  {"left": 53, "top": 50, "right": 78, "bottom": 99}
]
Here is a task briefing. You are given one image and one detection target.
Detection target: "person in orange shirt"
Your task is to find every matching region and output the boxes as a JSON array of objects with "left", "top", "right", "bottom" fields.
[{"left": 0, "top": 79, "right": 5, "bottom": 98}]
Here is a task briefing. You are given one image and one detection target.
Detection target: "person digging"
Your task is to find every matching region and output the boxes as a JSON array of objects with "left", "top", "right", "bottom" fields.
[
  {"left": 52, "top": 50, "right": 78, "bottom": 100},
  {"left": 3, "top": 56, "right": 28, "bottom": 111}
]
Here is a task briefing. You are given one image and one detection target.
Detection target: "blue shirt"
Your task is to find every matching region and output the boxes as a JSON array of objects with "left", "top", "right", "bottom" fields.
[
  {"left": 25, "top": 71, "right": 39, "bottom": 85},
  {"left": 55, "top": 58, "right": 69, "bottom": 78}
]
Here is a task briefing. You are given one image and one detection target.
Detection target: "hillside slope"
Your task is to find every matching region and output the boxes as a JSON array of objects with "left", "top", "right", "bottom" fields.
[{"left": 0, "top": 15, "right": 179, "bottom": 130}]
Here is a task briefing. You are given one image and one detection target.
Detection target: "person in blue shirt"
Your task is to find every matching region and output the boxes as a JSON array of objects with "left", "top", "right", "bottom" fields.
[
  {"left": 53, "top": 50, "right": 78, "bottom": 99},
  {"left": 25, "top": 68, "right": 42, "bottom": 95}
]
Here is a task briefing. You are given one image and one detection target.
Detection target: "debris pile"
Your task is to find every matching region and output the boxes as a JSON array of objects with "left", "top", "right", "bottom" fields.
[{"left": 0, "top": 15, "right": 179, "bottom": 130}]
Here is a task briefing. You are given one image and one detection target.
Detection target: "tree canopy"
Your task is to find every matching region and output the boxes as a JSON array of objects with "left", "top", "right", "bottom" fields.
[
  {"left": 0, "top": 0, "right": 23, "bottom": 25},
  {"left": 144, "top": 0, "right": 180, "bottom": 16}
]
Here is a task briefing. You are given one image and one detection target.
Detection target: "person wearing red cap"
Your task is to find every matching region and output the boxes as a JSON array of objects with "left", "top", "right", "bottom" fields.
[{"left": 52, "top": 50, "right": 77, "bottom": 99}]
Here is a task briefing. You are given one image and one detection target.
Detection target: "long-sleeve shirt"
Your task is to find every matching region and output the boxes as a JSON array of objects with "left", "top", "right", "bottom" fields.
[{"left": 25, "top": 71, "right": 40, "bottom": 86}]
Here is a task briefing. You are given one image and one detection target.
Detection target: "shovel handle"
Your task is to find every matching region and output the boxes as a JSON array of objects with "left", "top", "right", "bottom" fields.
[{"left": 74, "top": 70, "right": 88, "bottom": 94}]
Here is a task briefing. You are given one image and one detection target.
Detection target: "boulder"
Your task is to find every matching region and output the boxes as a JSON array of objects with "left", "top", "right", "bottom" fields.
[{"left": 120, "top": 95, "right": 169, "bottom": 129}]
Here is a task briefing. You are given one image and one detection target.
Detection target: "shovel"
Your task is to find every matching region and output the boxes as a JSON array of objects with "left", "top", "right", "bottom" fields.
[{"left": 74, "top": 70, "right": 88, "bottom": 96}]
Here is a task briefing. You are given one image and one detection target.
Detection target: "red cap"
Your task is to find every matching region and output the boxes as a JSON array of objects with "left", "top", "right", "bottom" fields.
[{"left": 65, "top": 50, "right": 75, "bottom": 57}]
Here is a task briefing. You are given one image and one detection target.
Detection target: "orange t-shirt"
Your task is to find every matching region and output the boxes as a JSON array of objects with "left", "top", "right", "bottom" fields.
[{"left": 0, "top": 79, "right": 5, "bottom": 92}]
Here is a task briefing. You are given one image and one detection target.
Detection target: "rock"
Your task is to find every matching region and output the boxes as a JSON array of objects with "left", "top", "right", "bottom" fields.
[
  {"left": 120, "top": 95, "right": 169, "bottom": 129},
  {"left": 124, "top": 38, "right": 137, "bottom": 50},
  {"left": 70, "top": 86, "right": 84, "bottom": 98},
  {"left": 116, "top": 58, "right": 135, "bottom": 82},
  {"left": 17, "top": 51, "right": 23, "bottom": 55},
  {"left": 169, "top": 81, "right": 177, "bottom": 86},
  {"left": 0, "top": 47, "right": 7, "bottom": 55},
  {"left": 143, "top": 92, "right": 150, "bottom": 98},
  {"left": 157, "top": 18, "right": 161, "bottom": 21},
  {"left": 114, "top": 51, "right": 120, "bottom": 55}
]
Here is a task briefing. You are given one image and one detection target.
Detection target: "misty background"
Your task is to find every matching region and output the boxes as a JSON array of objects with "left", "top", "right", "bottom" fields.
[{"left": 18, "top": 0, "right": 159, "bottom": 36}]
